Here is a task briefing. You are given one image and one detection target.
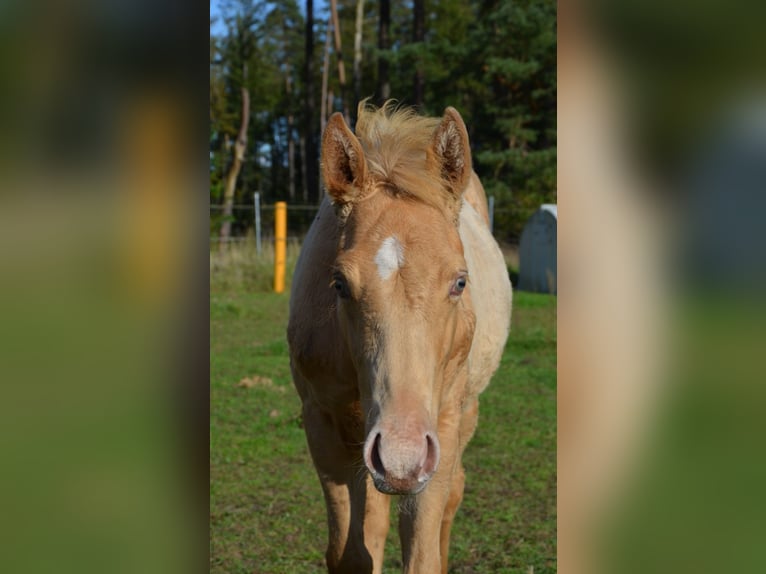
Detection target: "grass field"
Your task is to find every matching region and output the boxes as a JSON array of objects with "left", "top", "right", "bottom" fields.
[{"left": 210, "top": 252, "right": 556, "bottom": 573}]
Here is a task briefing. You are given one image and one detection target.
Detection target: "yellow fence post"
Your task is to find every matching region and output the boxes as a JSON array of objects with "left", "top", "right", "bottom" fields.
[{"left": 274, "top": 201, "right": 287, "bottom": 293}]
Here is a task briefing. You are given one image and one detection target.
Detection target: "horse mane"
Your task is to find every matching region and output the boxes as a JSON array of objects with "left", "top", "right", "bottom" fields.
[{"left": 354, "top": 99, "right": 447, "bottom": 211}]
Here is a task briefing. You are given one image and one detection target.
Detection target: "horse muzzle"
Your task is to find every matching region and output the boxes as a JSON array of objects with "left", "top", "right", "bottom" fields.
[{"left": 363, "top": 425, "right": 440, "bottom": 495}]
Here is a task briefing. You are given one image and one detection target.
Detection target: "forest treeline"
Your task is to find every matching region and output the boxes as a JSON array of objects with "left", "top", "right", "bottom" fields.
[{"left": 210, "top": 0, "right": 556, "bottom": 242}]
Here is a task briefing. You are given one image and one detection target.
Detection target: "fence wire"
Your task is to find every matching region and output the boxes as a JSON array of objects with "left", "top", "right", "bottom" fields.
[{"left": 211, "top": 198, "right": 517, "bottom": 246}]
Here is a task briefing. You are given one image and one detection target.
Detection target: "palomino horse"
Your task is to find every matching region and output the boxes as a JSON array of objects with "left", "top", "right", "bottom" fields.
[{"left": 287, "top": 101, "right": 512, "bottom": 573}]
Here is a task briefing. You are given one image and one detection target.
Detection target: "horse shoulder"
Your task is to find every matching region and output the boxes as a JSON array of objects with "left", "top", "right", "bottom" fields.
[{"left": 459, "top": 198, "right": 513, "bottom": 395}]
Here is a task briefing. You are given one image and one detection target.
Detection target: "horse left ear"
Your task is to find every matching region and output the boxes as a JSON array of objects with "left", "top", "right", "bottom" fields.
[
  {"left": 429, "top": 107, "right": 473, "bottom": 211},
  {"left": 322, "top": 112, "right": 367, "bottom": 206}
]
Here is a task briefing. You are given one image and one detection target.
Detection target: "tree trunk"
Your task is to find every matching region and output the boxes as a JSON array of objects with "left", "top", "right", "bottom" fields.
[
  {"left": 304, "top": 0, "right": 319, "bottom": 204},
  {"left": 320, "top": 14, "right": 332, "bottom": 135},
  {"left": 377, "top": 0, "right": 390, "bottom": 103},
  {"left": 413, "top": 0, "right": 425, "bottom": 107},
  {"left": 219, "top": 87, "right": 250, "bottom": 252},
  {"left": 288, "top": 114, "right": 295, "bottom": 201},
  {"left": 329, "top": 0, "right": 349, "bottom": 121},
  {"left": 353, "top": 0, "right": 365, "bottom": 111},
  {"left": 286, "top": 70, "right": 295, "bottom": 201}
]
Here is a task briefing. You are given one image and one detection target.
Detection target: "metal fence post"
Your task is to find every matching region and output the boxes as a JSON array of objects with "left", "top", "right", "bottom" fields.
[
  {"left": 254, "top": 192, "right": 262, "bottom": 256},
  {"left": 274, "top": 202, "right": 287, "bottom": 293}
]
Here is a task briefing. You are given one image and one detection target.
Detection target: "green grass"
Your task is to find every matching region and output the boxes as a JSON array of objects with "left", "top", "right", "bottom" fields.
[
  {"left": 211, "top": 274, "right": 556, "bottom": 573},
  {"left": 211, "top": 238, "right": 301, "bottom": 294}
]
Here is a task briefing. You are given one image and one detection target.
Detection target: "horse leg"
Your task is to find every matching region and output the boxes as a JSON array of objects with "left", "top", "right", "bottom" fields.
[
  {"left": 399, "top": 397, "right": 478, "bottom": 574},
  {"left": 438, "top": 397, "right": 479, "bottom": 572},
  {"left": 438, "top": 463, "right": 465, "bottom": 574},
  {"left": 303, "top": 400, "right": 391, "bottom": 573},
  {"left": 397, "top": 416, "right": 460, "bottom": 574},
  {"left": 349, "top": 473, "right": 391, "bottom": 573},
  {"left": 397, "top": 462, "right": 454, "bottom": 573}
]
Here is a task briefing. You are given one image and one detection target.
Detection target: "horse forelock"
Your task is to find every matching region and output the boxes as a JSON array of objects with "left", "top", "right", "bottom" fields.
[{"left": 354, "top": 100, "right": 448, "bottom": 213}]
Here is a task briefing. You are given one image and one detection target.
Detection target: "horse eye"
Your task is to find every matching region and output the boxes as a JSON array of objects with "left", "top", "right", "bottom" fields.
[
  {"left": 450, "top": 275, "right": 468, "bottom": 297},
  {"left": 332, "top": 275, "right": 350, "bottom": 299}
]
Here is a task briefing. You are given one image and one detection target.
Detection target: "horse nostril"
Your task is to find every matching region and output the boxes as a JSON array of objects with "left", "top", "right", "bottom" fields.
[
  {"left": 369, "top": 432, "right": 385, "bottom": 476},
  {"left": 421, "top": 432, "right": 440, "bottom": 480},
  {"left": 364, "top": 428, "right": 440, "bottom": 492}
]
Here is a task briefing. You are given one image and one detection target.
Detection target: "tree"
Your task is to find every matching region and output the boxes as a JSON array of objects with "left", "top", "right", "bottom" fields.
[
  {"left": 412, "top": 0, "right": 425, "bottom": 107},
  {"left": 208, "top": 0, "right": 557, "bottom": 242},
  {"left": 261, "top": 0, "right": 304, "bottom": 202},
  {"left": 329, "top": 0, "right": 350, "bottom": 120},
  {"left": 353, "top": 0, "right": 365, "bottom": 107},
  {"left": 304, "top": 0, "right": 319, "bottom": 204},
  {"left": 470, "top": 0, "right": 557, "bottom": 240},
  {"left": 211, "top": 1, "right": 264, "bottom": 238},
  {"left": 377, "top": 0, "right": 390, "bottom": 102},
  {"left": 219, "top": 88, "right": 250, "bottom": 250}
]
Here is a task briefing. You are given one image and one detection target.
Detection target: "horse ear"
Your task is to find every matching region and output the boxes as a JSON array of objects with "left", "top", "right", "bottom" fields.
[
  {"left": 429, "top": 107, "right": 473, "bottom": 204},
  {"left": 321, "top": 112, "right": 367, "bottom": 205}
]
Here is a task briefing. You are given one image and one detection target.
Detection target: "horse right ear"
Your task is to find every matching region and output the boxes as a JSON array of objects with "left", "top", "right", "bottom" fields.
[{"left": 321, "top": 113, "right": 367, "bottom": 205}]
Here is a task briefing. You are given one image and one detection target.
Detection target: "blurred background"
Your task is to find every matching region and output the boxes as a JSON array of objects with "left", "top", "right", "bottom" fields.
[
  {"left": 0, "top": 1, "right": 207, "bottom": 573},
  {"left": 559, "top": 0, "right": 766, "bottom": 573}
]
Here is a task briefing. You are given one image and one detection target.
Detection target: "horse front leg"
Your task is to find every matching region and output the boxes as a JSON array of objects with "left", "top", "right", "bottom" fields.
[
  {"left": 397, "top": 423, "right": 460, "bottom": 574},
  {"left": 318, "top": 473, "right": 391, "bottom": 573},
  {"left": 303, "top": 399, "right": 391, "bottom": 574},
  {"left": 438, "top": 463, "right": 465, "bottom": 574},
  {"left": 438, "top": 396, "right": 479, "bottom": 571}
]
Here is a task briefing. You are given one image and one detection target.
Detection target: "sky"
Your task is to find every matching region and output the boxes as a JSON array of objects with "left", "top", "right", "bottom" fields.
[
  {"left": 210, "top": 0, "right": 329, "bottom": 37},
  {"left": 209, "top": 1, "right": 225, "bottom": 36}
]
